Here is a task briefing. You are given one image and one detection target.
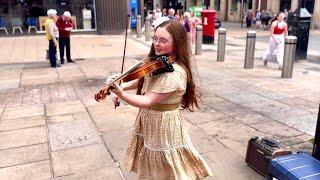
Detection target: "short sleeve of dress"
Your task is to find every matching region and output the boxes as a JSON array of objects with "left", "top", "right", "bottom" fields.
[{"left": 147, "top": 65, "right": 187, "bottom": 94}]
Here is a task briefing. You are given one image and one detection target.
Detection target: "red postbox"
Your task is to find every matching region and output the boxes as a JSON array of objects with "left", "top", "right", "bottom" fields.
[{"left": 201, "top": 10, "right": 216, "bottom": 44}]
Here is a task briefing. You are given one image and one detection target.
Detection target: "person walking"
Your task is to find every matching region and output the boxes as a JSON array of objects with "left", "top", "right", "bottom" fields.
[
  {"left": 106, "top": 18, "right": 213, "bottom": 179},
  {"left": 263, "top": 12, "right": 288, "bottom": 69},
  {"left": 56, "top": 11, "right": 75, "bottom": 64},
  {"left": 246, "top": 10, "right": 253, "bottom": 28},
  {"left": 45, "top": 9, "right": 60, "bottom": 68}
]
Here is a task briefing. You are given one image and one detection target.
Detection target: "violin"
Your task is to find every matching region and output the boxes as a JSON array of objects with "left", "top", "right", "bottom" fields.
[{"left": 94, "top": 55, "right": 174, "bottom": 102}]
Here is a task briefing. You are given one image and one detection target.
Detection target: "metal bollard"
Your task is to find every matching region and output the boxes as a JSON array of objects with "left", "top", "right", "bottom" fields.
[
  {"left": 195, "top": 25, "right": 202, "bottom": 55},
  {"left": 281, "top": 36, "right": 297, "bottom": 78},
  {"left": 217, "top": 28, "right": 226, "bottom": 62},
  {"left": 244, "top": 30, "right": 256, "bottom": 69},
  {"left": 137, "top": 15, "right": 141, "bottom": 38},
  {"left": 145, "top": 17, "right": 151, "bottom": 41}
]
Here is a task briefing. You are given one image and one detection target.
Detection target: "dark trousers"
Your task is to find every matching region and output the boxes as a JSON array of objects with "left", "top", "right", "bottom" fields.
[
  {"left": 246, "top": 18, "right": 252, "bottom": 28},
  {"left": 49, "top": 40, "right": 57, "bottom": 67},
  {"left": 59, "top": 37, "right": 71, "bottom": 63}
]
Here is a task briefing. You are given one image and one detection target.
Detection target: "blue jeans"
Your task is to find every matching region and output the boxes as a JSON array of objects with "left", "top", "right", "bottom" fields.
[{"left": 49, "top": 40, "right": 57, "bottom": 67}]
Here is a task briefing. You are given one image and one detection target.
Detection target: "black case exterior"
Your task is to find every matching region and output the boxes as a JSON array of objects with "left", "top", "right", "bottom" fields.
[
  {"left": 312, "top": 103, "right": 320, "bottom": 160},
  {"left": 245, "top": 137, "right": 291, "bottom": 177}
]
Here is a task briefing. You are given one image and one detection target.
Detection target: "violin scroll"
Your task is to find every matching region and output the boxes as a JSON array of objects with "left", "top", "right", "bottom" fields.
[{"left": 94, "top": 86, "right": 111, "bottom": 102}]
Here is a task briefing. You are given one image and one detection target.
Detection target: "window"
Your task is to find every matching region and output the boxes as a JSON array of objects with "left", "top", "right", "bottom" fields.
[
  {"left": 231, "top": 0, "right": 238, "bottom": 12},
  {"left": 0, "top": 0, "right": 96, "bottom": 33}
]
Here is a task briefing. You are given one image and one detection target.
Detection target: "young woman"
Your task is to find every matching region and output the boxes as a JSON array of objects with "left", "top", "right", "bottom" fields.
[
  {"left": 262, "top": 12, "right": 288, "bottom": 69},
  {"left": 107, "top": 19, "right": 213, "bottom": 179},
  {"left": 189, "top": 11, "right": 202, "bottom": 45}
]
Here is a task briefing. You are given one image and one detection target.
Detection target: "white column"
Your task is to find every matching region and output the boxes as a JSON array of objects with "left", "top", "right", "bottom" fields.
[{"left": 258, "top": 0, "right": 261, "bottom": 10}]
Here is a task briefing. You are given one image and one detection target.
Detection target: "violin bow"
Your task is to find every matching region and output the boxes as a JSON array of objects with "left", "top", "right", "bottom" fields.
[{"left": 114, "top": 13, "right": 130, "bottom": 108}]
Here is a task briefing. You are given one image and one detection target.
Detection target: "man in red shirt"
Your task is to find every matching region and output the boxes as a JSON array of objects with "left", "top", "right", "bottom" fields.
[{"left": 56, "top": 11, "right": 75, "bottom": 64}]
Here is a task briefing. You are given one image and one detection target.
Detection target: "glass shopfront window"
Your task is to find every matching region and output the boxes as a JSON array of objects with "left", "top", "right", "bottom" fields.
[{"left": 0, "top": 0, "right": 96, "bottom": 34}]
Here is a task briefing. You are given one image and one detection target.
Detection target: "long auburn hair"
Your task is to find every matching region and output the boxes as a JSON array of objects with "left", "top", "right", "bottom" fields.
[{"left": 137, "top": 20, "right": 202, "bottom": 111}]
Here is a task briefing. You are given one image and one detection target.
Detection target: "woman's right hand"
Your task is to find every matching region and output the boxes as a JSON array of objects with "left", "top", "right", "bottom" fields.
[{"left": 111, "top": 93, "right": 120, "bottom": 106}]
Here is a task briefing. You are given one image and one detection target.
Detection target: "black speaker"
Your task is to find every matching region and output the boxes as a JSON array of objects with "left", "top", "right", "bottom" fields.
[{"left": 312, "top": 103, "right": 320, "bottom": 160}]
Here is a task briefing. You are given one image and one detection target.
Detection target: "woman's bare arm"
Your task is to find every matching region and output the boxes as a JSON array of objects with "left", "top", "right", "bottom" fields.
[{"left": 121, "top": 79, "right": 139, "bottom": 91}]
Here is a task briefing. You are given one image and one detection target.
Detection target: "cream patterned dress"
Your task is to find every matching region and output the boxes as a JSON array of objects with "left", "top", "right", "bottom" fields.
[{"left": 124, "top": 63, "right": 213, "bottom": 179}]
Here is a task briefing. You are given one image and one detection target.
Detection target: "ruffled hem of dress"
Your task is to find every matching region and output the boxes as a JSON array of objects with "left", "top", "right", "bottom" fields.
[{"left": 124, "top": 135, "right": 213, "bottom": 180}]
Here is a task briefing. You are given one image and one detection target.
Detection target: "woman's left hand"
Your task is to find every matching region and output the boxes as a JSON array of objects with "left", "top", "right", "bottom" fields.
[{"left": 110, "top": 82, "right": 124, "bottom": 97}]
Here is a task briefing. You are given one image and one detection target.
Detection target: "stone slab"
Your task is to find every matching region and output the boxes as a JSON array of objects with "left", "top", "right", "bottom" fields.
[
  {"left": 102, "top": 129, "right": 131, "bottom": 161},
  {"left": 55, "top": 166, "right": 122, "bottom": 180},
  {"left": 186, "top": 121, "right": 220, "bottom": 154},
  {"left": 245, "top": 100, "right": 310, "bottom": 123},
  {"left": 45, "top": 100, "right": 86, "bottom": 116},
  {"left": 182, "top": 110, "right": 227, "bottom": 125},
  {"left": 233, "top": 112, "right": 271, "bottom": 125},
  {"left": 0, "top": 115, "right": 45, "bottom": 131},
  {"left": 2, "top": 104, "right": 44, "bottom": 120},
  {"left": 203, "top": 147, "right": 262, "bottom": 180},
  {"left": 0, "top": 160, "right": 51, "bottom": 180},
  {"left": 199, "top": 118, "right": 262, "bottom": 158},
  {"left": 49, "top": 119, "right": 102, "bottom": 151},
  {"left": 20, "top": 78, "right": 59, "bottom": 86},
  {"left": 279, "top": 97, "right": 318, "bottom": 112},
  {"left": 0, "top": 143, "right": 48, "bottom": 168},
  {"left": 51, "top": 143, "right": 114, "bottom": 177},
  {"left": 47, "top": 112, "right": 91, "bottom": 124},
  {"left": 0, "top": 126, "right": 47, "bottom": 149},
  {"left": 285, "top": 113, "right": 318, "bottom": 136},
  {"left": 87, "top": 103, "right": 136, "bottom": 133},
  {"left": 0, "top": 79, "right": 20, "bottom": 91}
]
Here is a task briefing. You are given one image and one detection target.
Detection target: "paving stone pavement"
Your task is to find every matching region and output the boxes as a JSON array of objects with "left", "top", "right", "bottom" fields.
[{"left": 0, "top": 31, "right": 319, "bottom": 179}]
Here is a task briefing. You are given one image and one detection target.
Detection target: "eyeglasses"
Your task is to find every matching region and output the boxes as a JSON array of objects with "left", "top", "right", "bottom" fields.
[{"left": 151, "top": 36, "right": 171, "bottom": 45}]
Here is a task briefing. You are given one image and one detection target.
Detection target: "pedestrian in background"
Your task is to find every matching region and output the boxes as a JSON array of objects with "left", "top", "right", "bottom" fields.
[
  {"left": 246, "top": 9, "right": 253, "bottom": 28},
  {"left": 183, "top": 12, "right": 192, "bottom": 43},
  {"left": 167, "top": 8, "right": 176, "bottom": 20},
  {"left": 56, "top": 11, "right": 75, "bottom": 64},
  {"left": 255, "top": 9, "right": 261, "bottom": 29},
  {"left": 176, "top": 9, "right": 184, "bottom": 24},
  {"left": 162, "top": 8, "right": 167, "bottom": 17},
  {"left": 45, "top": 9, "right": 60, "bottom": 68},
  {"left": 106, "top": 18, "right": 213, "bottom": 179},
  {"left": 155, "top": 4, "right": 162, "bottom": 19},
  {"left": 263, "top": 12, "right": 288, "bottom": 69},
  {"left": 190, "top": 10, "right": 201, "bottom": 45}
]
